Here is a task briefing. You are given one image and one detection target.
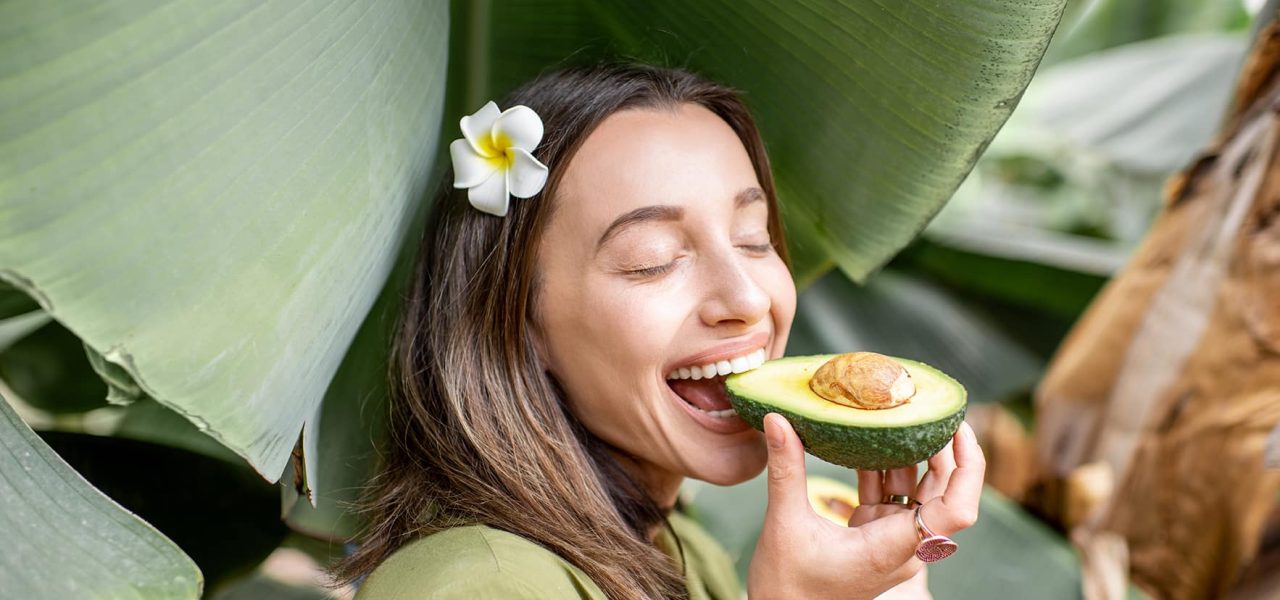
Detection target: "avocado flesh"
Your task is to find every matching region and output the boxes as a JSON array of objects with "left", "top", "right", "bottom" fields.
[
  {"left": 725, "top": 354, "right": 967, "bottom": 470},
  {"left": 807, "top": 476, "right": 859, "bottom": 525}
]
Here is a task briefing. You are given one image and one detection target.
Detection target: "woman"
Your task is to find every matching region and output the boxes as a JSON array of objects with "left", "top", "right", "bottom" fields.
[{"left": 332, "top": 62, "right": 984, "bottom": 599}]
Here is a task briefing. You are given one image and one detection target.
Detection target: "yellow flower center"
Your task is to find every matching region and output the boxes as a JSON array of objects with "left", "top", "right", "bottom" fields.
[{"left": 479, "top": 131, "right": 515, "bottom": 170}]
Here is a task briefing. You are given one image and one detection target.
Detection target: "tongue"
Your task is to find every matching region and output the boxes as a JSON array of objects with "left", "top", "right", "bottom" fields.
[{"left": 668, "top": 376, "right": 734, "bottom": 411}]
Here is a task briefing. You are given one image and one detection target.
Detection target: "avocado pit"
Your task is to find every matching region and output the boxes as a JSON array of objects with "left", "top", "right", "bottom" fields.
[{"left": 809, "top": 351, "right": 916, "bottom": 410}]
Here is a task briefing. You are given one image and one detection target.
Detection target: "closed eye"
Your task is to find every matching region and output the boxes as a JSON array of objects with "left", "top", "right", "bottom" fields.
[{"left": 626, "top": 262, "right": 676, "bottom": 277}]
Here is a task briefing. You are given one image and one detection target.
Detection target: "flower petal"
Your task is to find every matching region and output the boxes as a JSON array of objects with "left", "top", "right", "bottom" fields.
[
  {"left": 506, "top": 147, "right": 549, "bottom": 199},
  {"left": 460, "top": 101, "right": 501, "bottom": 157},
  {"left": 493, "top": 105, "right": 544, "bottom": 151},
  {"left": 467, "top": 169, "right": 510, "bottom": 216},
  {"left": 450, "top": 138, "right": 497, "bottom": 189}
]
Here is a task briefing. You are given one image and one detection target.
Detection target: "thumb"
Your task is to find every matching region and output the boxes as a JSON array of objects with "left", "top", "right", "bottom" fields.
[
  {"left": 855, "top": 510, "right": 923, "bottom": 575},
  {"left": 762, "top": 413, "right": 813, "bottom": 520}
]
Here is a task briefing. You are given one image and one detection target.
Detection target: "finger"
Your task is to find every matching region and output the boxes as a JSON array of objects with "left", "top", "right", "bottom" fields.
[
  {"left": 915, "top": 439, "right": 957, "bottom": 500},
  {"left": 935, "top": 421, "right": 986, "bottom": 533},
  {"left": 847, "top": 501, "right": 914, "bottom": 528},
  {"left": 852, "top": 510, "right": 920, "bottom": 574},
  {"left": 875, "top": 559, "right": 926, "bottom": 597},
  {"left": 857, "top": 469, "right": 884, "bottom": 505},
  {"left": 883, "top": 464, "right": 919, "bottom": 499},
  {"left": 887, "top": 560, "right": 926, "bottom": 593},
  {"left": 847, "top": 503, "right": 874, "bottom": 528},
  {"left": 762, "top": 413, "right": 814, "bottom": 520}
]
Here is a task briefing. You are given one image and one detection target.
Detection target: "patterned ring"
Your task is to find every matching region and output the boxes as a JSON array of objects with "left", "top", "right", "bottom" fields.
[{"left": 913, "top": 504, "right": 958, "bottom": 562}]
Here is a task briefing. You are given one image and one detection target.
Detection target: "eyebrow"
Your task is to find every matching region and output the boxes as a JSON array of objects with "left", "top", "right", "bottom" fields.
[
  {"left": 595, "top": 205, "right": 683, "bottom": 253},
  {"left": 736, "top": 186, "right": 766, "bottom": 208},
  {"left": 594, "top": 187, "right": 766, "bottom": 254}
]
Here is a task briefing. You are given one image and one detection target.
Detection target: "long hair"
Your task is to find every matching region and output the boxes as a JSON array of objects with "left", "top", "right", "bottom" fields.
[{"left": 329, "top": 61, "right": 791, "bottom": 599}]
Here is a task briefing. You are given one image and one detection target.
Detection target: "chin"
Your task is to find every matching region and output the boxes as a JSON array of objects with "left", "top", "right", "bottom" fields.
[{"left": 686, "top": 433, "right": 769, "bottom": 486}]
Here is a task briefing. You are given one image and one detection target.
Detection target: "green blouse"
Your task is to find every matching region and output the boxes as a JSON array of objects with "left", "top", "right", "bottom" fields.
[{"left": 354, "top": 511, "right": 743, "bottom": 599}]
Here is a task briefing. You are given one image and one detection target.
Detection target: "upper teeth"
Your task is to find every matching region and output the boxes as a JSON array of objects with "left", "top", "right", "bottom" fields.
[{"left": 666, "top": 348, "right": 767, "bottom": 380}]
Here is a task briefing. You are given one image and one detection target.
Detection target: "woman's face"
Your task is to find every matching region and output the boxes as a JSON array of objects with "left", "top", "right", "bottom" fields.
[{"left": 533, "top": 103, "right": 796, "bottom": 492}]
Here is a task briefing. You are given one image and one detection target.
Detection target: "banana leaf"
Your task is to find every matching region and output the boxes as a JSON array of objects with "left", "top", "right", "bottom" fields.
[
  {"left": 0, "top": 282, "right": 48, "bottom": 352},
  {"left": 896, "top": 239, "right": 1109, "bottom": 320},
  {"left": 0, "top": 392, "right": 201, "bottom": 599},
  {"left": 919, "top": 33, "right": 1248, "bottom": 310},
  {"left": 112, "top": 396, "right": 245, "bottom": 467},
  {"left": 38, "top": 430, "right": 286, "bottom": 593},
  {"left": 0, "top": 310, "right": 50, "bottom": 353},
  {"left": 0, "top": 281, "right": 40, "bottom": 320},
  {"left": 0, "top": 320, "right": 108, "bottom": 414},
  {"left": 1002, "top": 33, "right": 1247, "bottom": 175},
  {"left": 284, "top": 264, "right": 398, "bottom": 540},
  {"left": 479, "top": 0, "right": 1068, "bottom": 284},
  {"left": 1045, "top": 0, "right": 1251, "bottom": 64},
  {"left": 0, "top": 1, "right": 450, "bottom": 482}
]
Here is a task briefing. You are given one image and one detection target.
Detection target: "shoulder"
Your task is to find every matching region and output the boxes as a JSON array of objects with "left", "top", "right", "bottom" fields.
[
  {"left": 355, "top": 524, "right": 604, "bottom": 600},
  {"left": 666, "top": 511, "right": 742, "bottom": 600},
  {"left": 668, "top": 510, "right": 733, "bottom": 566},
  {"left": 667, "top": 510, "right": 721, "bottom": 552}
]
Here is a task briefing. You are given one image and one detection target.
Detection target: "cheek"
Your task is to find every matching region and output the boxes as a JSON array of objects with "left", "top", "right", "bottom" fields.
[
  {"left": 541, "top": 277, "right": 691, "bottom": 416},
  {"left": 762, "top": 257, "right": 797, "bottom": 352},
  {"left": 582, "top": 284, "right": 687, "bottom": 365}
]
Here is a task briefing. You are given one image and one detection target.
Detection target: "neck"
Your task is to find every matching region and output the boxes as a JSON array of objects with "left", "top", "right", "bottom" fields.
[{"left": 606, "top": 448, "right": 684, "bottom": 541}]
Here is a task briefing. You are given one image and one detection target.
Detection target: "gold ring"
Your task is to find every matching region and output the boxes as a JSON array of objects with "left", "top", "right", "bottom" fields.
[{"left": 883, "top": 494, "right": 915, "bottom": 505}]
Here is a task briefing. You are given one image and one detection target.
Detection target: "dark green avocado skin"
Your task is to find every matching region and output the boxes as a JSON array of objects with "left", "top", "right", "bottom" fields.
[{"left": 727, "top": 392, "right": 966, "bottom": 471}]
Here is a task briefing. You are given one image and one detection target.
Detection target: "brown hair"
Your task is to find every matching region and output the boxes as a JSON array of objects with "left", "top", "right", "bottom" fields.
[{"left": 330, "top": 61, "right": 790, "bottom": 599}]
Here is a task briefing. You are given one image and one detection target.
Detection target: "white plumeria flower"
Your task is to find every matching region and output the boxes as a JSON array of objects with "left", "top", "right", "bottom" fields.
[{"left": 449, "top": 100, "right": 550, "bottom": 216}]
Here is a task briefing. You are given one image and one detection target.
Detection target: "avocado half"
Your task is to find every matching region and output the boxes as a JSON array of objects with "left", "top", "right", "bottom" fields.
[
  {"left": 807, "top": 476, "right": 859, "bottom": 525},
  {"left": 725, "top": 354, "right": 967, "bottom": 470}
]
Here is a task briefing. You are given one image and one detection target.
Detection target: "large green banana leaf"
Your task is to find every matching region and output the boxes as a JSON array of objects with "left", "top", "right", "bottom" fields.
[
  {"left": 0, "top": 392, "right": 201, "bottom": 599},
  {"left": 479, "top": 0, "right": 1068, "bottom": 284},
  {"left": 0, "top": 311, "right": 50, "bottom": 353},
  {"left": 920, "top": 32, "right": 1248, "bottom": 301},
  {"left": 1020, "top": 33, "right": 1246, "bottom": 173},
  {"left": 914, "top": 1, "right": 1257, "bottom": 299},
  {"left": 0, "top": 2, "right": 450, "bottom": 484},
  {"left": 0, "top": 283, "right": 48, "bottom": 351},
  {"left": 1044, "top": 0, "right": 1251, "bottom": 64},
  {"left": 0, "top": 319, "right": 110, "bottom": 414}
]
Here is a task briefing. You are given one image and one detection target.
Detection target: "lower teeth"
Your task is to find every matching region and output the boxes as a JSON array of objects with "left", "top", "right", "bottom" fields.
[
  {"left": 693, "top": 407, "right": 736, "bottom": 418},
  {"left": 666, "top": 381, "right": 736, "bottom": 418}
]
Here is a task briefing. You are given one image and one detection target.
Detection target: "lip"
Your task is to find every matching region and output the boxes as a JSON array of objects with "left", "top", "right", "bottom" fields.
[
  {"left": 665, "top": 330, "right": 771, "bottom": 375},
  {"left": 664, "top": 380, "right": 754, "bottom": 435}
]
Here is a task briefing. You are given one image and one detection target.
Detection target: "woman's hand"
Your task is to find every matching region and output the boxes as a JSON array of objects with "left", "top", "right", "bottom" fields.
[
  {"left": 875, "top": 565, "right": 929, "bottom": 599},
  {"left": 746, "top": 414, "right": 985, "bottom": 600}
]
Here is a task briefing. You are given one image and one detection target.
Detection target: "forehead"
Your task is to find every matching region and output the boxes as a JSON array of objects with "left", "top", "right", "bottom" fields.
[{"left": 555, "top": 103, "right": 759, "bottom": 223}]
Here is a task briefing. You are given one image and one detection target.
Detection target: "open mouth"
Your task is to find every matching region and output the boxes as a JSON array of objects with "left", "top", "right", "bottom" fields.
[
  {"left": 667, "top": 374, "right": 736, "bottom": 417},
  {"left": 664, "top": 347, "right": 767, "bottom": 419}
]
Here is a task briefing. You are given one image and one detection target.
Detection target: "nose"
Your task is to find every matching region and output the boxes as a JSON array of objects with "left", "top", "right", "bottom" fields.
[{"left": 698, "top": 250, "right": 771, "bottom": 329}]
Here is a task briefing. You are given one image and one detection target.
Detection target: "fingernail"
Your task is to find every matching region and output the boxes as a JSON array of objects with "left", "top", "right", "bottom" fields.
[{"left": 765, "top": 414, "right": 784, "bottom": 449}]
